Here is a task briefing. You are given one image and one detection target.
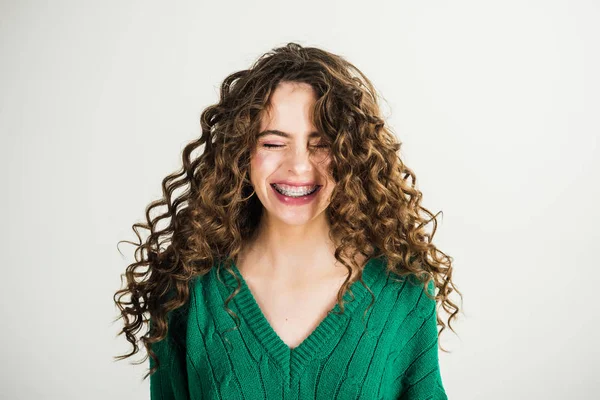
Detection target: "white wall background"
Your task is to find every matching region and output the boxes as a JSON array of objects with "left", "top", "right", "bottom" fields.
[{"left": 1, "top": 0, "right": 598, "bottom": 399}]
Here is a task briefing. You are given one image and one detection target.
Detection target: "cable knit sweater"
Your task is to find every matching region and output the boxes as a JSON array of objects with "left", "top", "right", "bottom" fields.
[{"left": 149, "top": 256, "right": 448, "bottom": 399}]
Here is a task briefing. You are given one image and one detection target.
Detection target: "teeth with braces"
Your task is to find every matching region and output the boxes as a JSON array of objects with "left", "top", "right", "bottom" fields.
[{"left": 272, "top": 184, "right": 318, "bottom": 197}]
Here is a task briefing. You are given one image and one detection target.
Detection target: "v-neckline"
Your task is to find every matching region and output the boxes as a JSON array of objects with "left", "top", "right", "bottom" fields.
[{"left": 218, "top": 256, "right": 383, "bottom": 379}]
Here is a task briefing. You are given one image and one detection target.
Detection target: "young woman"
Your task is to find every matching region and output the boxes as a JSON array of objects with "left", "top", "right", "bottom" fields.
[{"left": 114, "top": 42, "right": 461, "bottom": 399}]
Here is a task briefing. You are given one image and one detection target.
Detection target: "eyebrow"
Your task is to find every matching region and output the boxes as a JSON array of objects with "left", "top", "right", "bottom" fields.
[{"left": 256, "top": 129, "right": 321, "bottom": 139}]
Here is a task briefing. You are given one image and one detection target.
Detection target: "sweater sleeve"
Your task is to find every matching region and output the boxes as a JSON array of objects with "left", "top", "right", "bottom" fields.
[
  {"left": 397, "top": 279, "right": 448, "bottom": 400},
  {"left": 148, "top": 309, "right": 190, "bottom": 400}
]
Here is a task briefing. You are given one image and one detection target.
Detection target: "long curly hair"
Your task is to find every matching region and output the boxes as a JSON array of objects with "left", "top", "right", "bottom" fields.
[{"left": 113, "top": 42, "right": 462, "bottom": 380}]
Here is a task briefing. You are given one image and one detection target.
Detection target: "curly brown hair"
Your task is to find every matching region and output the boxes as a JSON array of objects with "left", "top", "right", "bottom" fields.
[{"left": 113, "top": 42, "right": 463, "bottom": 380}]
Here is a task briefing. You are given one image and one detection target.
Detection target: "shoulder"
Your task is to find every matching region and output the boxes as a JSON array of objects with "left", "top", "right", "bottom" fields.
[{"left": 384, "top": 270, "right": 437, "bottom": 319}]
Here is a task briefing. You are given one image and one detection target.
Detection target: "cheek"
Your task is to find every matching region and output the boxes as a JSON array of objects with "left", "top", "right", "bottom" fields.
[
  {"left": 250, "top": 152, "right": 278, "bottom": 179},
  {"left": 318, "top": 157, "right": 335, "bottom": 180}
]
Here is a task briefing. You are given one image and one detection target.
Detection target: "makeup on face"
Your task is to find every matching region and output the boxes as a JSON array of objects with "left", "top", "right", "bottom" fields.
[
  {"left": 249, "top": 81, "right": 335, "bottom": 220},
  {"left": 257, "top": 130, "right": 328, "bottom": 207}
]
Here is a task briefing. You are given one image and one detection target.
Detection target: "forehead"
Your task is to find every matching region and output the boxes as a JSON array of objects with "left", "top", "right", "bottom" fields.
[{"left": 258, "top": 82, "right": 318, "bottom": 134}]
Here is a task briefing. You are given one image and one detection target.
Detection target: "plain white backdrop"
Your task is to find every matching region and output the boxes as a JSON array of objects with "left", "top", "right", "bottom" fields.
[{"left": 1, "top": 0, "right": 598, "bottom": 399}]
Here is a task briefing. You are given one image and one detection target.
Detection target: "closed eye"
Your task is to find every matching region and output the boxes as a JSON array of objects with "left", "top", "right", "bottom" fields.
[{"left": 262, "top": 144, "right": 329, "bottom": 149}]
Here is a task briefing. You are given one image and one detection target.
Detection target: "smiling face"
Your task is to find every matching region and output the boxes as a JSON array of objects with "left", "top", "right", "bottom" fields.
[{"left": 249, "top": 81, "right": 335, "bottom": 227}]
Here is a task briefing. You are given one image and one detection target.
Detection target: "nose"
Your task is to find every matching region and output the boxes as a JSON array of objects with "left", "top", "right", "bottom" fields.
[{"left": 285, "top": 146, "right": 315, "bottom": 174}]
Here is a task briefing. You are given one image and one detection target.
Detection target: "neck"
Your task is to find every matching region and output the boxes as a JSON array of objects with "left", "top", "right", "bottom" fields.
[{"left": 236, "top": 215, "right": 365, "bottom": 284}]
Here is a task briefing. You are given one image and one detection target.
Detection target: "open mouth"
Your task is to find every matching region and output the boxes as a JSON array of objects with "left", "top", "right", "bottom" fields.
[
  {"left": 270, "top": 183, "right": 321, "bottom": 197},
  {"left": 270, "top": 183, "right": 323, "bottom": 204}
]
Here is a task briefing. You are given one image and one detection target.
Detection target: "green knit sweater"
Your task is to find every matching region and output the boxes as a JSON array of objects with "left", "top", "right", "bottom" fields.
[{"left": 149, "top": 256, "right": 448, "bottom": 399}]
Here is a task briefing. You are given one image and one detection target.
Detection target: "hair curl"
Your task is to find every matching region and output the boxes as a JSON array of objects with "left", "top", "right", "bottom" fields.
[{"left": 113, "top": 42, "right": 463, "bottom": 380}]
